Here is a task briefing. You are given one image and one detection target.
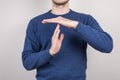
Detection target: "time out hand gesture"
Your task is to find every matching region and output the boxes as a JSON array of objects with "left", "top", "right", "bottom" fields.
[
  {"left": 49, "top": 24, "right": 64, "bottom": 56},
  {"left": 42, "top": 16, "right": 78, "bottom": 29}
]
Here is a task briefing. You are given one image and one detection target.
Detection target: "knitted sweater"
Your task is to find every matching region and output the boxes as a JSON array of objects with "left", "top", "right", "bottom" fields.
[{"left": 22, "top": 9, "right": 113, "bottom": 80}]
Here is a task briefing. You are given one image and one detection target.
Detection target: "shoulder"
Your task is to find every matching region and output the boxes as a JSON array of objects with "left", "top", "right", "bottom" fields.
[
  {"left": 71, "top": 10, "right": 96, "bottom": 23},
  {"left": 29, "top": 10, "right": 50, "bottom": 23},
  {"left": 27, "top": 11, "right": 50, "bottom": 31},
  {"left": 70, "top": 10, "right": 95, "bottom": 20},
  {"left": 71, "top": 10, "right": 90, "bottom": 17},
  {"left": 71, "top": 10, "right": 99, "bottom": 26}
]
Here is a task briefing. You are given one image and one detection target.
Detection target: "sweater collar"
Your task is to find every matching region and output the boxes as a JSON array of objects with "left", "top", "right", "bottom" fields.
[{"left": 48, "top": 9, "right": 73, "bottom": 17}]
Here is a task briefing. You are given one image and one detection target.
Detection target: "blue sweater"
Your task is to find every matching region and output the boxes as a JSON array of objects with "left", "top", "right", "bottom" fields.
[{"left": 22, "top": 9, "right": 113, "bottom": 80}]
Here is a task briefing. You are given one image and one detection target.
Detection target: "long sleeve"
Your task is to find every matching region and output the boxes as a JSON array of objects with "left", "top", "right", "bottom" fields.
[
  {"left": 75, "top": 15, "right": 113, "bottom": 53},
  {"left": 22, "top": 20, "right": 53, "bottom": 71}
]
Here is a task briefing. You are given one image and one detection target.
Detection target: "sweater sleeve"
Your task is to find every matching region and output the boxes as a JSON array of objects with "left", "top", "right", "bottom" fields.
[
  {"left": 75, "top": 15, "right": 113, "bottom": 53},
  {"left": 22, "top": 20, "right": 53, "bottom": 71}
]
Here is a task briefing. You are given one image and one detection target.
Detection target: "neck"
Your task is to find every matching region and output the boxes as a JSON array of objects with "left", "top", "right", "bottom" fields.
[{"left": 51, "top": 3, "right": 70, "bottom": 15}]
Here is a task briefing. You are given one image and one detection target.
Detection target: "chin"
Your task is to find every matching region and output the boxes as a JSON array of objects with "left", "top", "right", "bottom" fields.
[{"left": 52, "top": 0, "right": 69, "bottom": 5}]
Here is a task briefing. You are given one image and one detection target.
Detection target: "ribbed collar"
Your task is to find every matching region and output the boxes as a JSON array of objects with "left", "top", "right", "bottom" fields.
[{"left": 48, "top": 9, "right": 73, "bottom": 17}]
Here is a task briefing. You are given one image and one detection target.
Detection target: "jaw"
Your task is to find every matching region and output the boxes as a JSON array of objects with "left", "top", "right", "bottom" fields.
[{"left": 52, "top": 0, "right": 69, "bottom": 6}]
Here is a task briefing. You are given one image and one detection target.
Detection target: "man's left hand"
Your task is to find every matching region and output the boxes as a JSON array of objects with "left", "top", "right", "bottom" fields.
[{"left": 42, "top": 16, "right": 79, "bottom": 29}]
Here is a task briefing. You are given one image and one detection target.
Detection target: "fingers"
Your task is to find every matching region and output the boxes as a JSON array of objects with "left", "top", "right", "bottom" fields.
[
  {"left": 52, "top": 24, "right": 64, "bottom": 43},
  {"left": 55, "top": 24, "right": 60, "bottom": 34},
  {"left": 42, "top": 18, "right": 58, "bottom": 23},
  {"left": 52, "top": 24, "right": 60, "bottom": 39}
]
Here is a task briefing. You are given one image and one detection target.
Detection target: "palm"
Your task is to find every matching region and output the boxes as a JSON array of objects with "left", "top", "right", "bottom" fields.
[
  {"left": 42, "top": 16, "right": 78, "bottom": 29},
  {"left": 49, "top": 24, "right": 64, "bottom": 56}
]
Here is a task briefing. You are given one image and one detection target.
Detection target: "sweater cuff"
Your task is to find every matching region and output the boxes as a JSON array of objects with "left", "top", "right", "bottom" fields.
[
  {"left": 40, "top": 49, "right": 53, "bottom": 59},
  {"left": 38, "top": 49, "right": 53, "bottom": 65},
  {"left": 75, "top": 22, "right": 84, "bottom": 32}
]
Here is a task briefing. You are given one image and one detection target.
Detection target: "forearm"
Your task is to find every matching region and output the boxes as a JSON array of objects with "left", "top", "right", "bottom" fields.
[
  {"left": 75, "top": 22, "right": 113, "bottom": 53},
  {"left": 22, "top": 49, "right": 53, "bottom": 70}
]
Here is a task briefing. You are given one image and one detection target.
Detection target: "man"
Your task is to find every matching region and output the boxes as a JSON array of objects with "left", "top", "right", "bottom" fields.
[{"left": 22, "top": 0, "right": 113, "bottom": 80}]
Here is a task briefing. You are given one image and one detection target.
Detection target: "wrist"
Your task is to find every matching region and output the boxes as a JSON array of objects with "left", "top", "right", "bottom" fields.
[
  {"left": 72, "top": 21, "right": 79, "bottom": 29},
  {"left": 49, "top": 49, "right": 55, "bottom": 56}
]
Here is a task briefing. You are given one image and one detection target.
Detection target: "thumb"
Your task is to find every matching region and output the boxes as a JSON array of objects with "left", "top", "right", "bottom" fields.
[{"left": 59, "top": 33, "right": 64, "bottom": 43}]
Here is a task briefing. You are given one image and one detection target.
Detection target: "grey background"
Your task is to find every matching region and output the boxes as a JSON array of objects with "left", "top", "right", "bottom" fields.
[{"left": 0, "top": 0, "right": 120, "bottom": 80}]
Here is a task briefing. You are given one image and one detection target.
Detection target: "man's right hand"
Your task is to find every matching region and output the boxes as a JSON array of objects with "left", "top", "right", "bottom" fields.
[{"left": 49, "top": 24, "right": 64, "bottom": 56}]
